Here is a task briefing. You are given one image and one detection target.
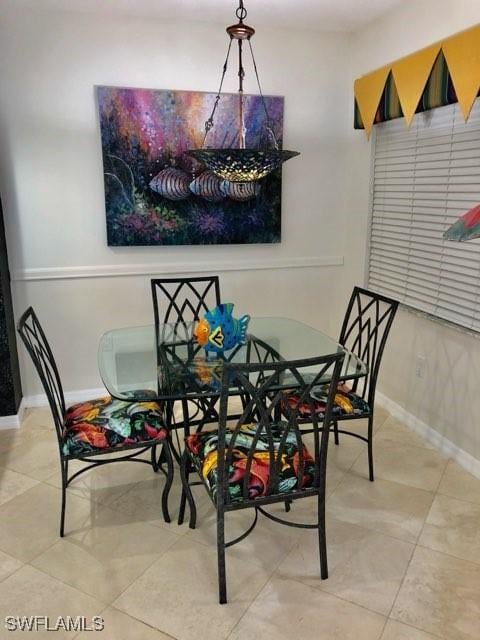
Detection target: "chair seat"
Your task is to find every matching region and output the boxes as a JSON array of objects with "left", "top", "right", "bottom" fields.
[
  {"left": 185, "top": 423, "right": 315, "bottom": 504},
  {"left": 282, "top": 383, "right": 370, "bottom": 420},
  {"left": 63, "top": 395, "right": 167, "bottom": 457}
]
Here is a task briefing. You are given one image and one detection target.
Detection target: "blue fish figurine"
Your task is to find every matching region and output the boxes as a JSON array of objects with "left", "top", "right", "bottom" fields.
[{"left": 194, "top": 303, "right": 250, "bottom": 355}]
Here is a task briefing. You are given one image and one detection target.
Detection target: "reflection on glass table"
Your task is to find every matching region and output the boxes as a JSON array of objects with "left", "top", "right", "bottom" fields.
[{"left": 98, "top": 317, "right": 368, "bottom": 402}]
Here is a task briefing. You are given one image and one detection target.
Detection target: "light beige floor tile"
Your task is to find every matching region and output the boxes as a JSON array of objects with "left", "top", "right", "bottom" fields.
[
  {"left": 0, "top": 429, "right": 30, "bottom": 455},
  {"left": 328, "top": 475, "right": 434, "bottom": 543},
  {"left": 0, "top": 565, "right": 104, "bottom": 639},
  {"left": 21, "top": 406, "right": 54, "bottom": 430},
  {"left": 328, "top": 436, "right": 365, "bottom": 471},
  {"left": 44, "top": 458, "right": 154, "bottom": 507},
  {"left": 302, "top": 430, "right": 364, "bottom": 472},
  {"left": 336, "top": 405, "right": 389, "bottom": 439},
  {"left": 374, "top": 405, "right": 391, "bottom": 429},
  {"left": 277, "top": 517, "right": 414, "bottom": 615},
  {"left": 229, "top": 575, "right": 386, "bottom": 640},
  {"left": 302, "top": 431, "right": 362, "bottom": 494},
  {"left": 0, "top": 483, "right": 91, "bottom": 562},
  {"left": 32, "top": 507, "right": 179, "bottom": 604},
  {"left": 113, "top": 537, "right": 271, "bottom": 640},
  {"left": 381, "top": 620, "right": 442, "bottom": 639},
  {"left": 0, "top": 410, "right": 53, "bottom": 456},
  {"left": 0, "top": 431, "right": 59, "bottom": 481},
  {"left": 391, "top": 546, "right": 480, "bottom": 640},
  {"left": 437, "top": 460, "right": 480, "bottom": 506},
  {"left": 108, "top": 474, "right": 210, "bottom": 533},
  {"left": 375, "top": 417, "right": 436, "bottom": 451},
  {"left": 186, "top": 504, "right": 305, "bottom": 571},
  {"left": 326, "top": 464, "right": 347, "bottom": 497},
  {"left": 0, "top": 550, "right": 23, "bottom": 583},
  {"left": 418, "top": 494, "right": 480, "bottom": 564},
  {"left": 76, "top": 607, "right": 174, "bottom": 639},
  {"left": 0, "top": 423, "right": 55, "bottom": 457},
  {"left": 0, "top": 468, "right": 38, "bottom": 506},
  {"left": 351, "top": 441, "right": 448, "bottom": 492},
  {"left": 264, "top": 491, "right": 329, "bottom": 526}
]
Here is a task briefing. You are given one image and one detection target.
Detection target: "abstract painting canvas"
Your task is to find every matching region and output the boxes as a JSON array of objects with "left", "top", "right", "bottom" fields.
[{"left": 97, "top": 86, "right": 285, "bottom": 246}]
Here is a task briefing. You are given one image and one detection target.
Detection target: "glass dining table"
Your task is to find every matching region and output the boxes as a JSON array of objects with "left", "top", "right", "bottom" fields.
[{"left": 98, "top": 317, "right": 367, "bottom": 405}]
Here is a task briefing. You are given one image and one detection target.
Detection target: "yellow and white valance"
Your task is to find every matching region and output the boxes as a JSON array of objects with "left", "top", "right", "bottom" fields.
[{"left": 354, "top": 23, "right": 480, "bottom": 136}]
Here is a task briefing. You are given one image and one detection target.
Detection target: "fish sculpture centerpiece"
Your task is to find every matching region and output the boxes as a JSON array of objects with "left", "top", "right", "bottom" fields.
[{"left": 194, "top": 303, "right": 250, "bottom": 356}]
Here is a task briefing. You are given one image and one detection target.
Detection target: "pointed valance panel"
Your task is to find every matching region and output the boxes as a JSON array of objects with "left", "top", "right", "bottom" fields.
[{"left": 354, "top": 24, "right": 480, "bottom": 136}]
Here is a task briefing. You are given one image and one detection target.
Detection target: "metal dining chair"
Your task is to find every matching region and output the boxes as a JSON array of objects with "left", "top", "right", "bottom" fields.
[
  {"left": 151, "top": 275, "right": 243, "bottom": 519},
  {"left": 17, "top": 307, "right": 174, "bottom": 535},
  {"left": 180, "top": 350, "right": 345, "bottom": 604},
  {"left": 283, "top": 286, "right": 398, "bottom": 481},
  {"left": 177, "top": 334, "right": 285, "bottom": 526}
]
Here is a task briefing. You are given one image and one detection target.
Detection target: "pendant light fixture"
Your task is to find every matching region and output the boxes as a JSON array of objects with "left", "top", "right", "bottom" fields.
[{"left": 186, "top": 0, "right": 299, "bottom": 183}]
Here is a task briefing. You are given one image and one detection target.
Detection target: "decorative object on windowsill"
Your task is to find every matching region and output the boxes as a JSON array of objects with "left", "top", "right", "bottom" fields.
[
  {"left": 194, "top": 303, "right": 250, "bottom": 356},
  {"left": 186, "top": 0, "right": 299, "bottom": 182},
  {"left": 354, "top": 23, "right": 480, "bottom": 137},
  {"left": 444, "top": 204, "right": 480, "bottom": 241}
]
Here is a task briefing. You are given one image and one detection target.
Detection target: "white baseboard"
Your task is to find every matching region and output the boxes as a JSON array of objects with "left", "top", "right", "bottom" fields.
[
  {"left": 0, "top": 399, "right": 27, "bottom": 430},
  {"left": 376, "top": 391, "right": 480, "bottom": 480},
  {"left": 24, "top": 387, "right": 108, "bottom": 409}
]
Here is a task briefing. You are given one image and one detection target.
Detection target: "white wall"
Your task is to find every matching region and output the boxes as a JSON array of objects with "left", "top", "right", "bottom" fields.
[
  {"left": 7, "top": 0, "right": 480, "bottom": 466},
  {"left": 0, "top": 5, "right": 352, "bottom": 396},
  {"left": 345, "top": 0, "right": 480, "bottom": 461}
]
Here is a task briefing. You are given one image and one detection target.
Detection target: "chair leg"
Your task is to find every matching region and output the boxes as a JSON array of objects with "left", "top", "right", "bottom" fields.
[
  {"left": 178, "top": 462, "right": 188, "bottom": 526},
  {"left": 179, "top": 451, "right": 197, "bottom": 528},
  {"left": 367, "top": 414, "right": 374, "bottom": 482},
  {"left": 60, "top": 459, "right": 68, "bottom": 538},
  {"left": 318, "top": 491, "right": 328, "bottom": 580},
  {"left": 217, "top": 505, "right": 227, "bottom": 604},
  {"left": 284, "top": 500, "right": 291, "bottom": 512},
  {"left": 333, "top": 419, "right": 339, "bottom": 445},
  {"left": 151, "top": 445, "right": 159, "bottom": 472},
  {"left": 161, "top": 442, "right": 174, "bottom": 523}
]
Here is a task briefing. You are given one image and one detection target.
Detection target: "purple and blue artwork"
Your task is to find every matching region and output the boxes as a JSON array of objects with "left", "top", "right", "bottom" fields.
[{"left": 96, "top": 86, "right": 285, "bottom": 246}]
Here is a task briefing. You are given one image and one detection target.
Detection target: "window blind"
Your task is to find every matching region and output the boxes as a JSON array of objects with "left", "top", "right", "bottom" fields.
[{"left": 367, "top": 97, "right": 480, "bottom": 332}]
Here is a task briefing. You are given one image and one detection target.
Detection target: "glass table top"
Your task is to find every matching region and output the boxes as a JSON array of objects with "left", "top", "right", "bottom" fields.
[{"left": 98, "top": 317, "right": 367, "bottom": 402}]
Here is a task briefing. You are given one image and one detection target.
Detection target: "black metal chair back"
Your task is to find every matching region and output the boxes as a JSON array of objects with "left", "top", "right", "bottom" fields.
[
  {"left": 151, "top": 275, "right": 221, "bottom": 434},
  {"left": 216, "top": 352, "right": 344, "bottom": 507},
  {"left": 339, "top": 287, "right": 398, "bottom": 406},
  {"left": 17, "top": 307, "right": 66, "bottom": 444},
  {"left": 151, "top": 276, "right": 221, "bottom": 329}
]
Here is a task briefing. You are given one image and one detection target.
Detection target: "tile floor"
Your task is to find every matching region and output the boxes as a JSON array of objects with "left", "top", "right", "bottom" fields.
[{"left": 0, "top": 405, "right": 479, "bottom": 639}]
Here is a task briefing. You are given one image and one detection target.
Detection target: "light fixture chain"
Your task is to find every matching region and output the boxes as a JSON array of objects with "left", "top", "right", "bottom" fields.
[
  {"left": 236, "top": 0, "right": 247, "bottom": 22},
  {"left": 202, "top": 37, "right": 233, "bottom": 148},
  {"left": 186, "top": 0, "right": 300, "bottom": 181},
  {"left": 247, "top": 38, "right": 279, "bottom": 150}
]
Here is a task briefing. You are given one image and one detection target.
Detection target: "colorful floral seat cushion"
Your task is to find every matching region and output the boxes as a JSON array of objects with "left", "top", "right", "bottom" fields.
[
  {"left": 63, "top": 395, "right": 167, "bottom": 457},
  {"left": 282, "top": 383, "right": 370, "bottom": 420},
  {"left": 185, "top": 423, "right": 316, "bottom": 503}
]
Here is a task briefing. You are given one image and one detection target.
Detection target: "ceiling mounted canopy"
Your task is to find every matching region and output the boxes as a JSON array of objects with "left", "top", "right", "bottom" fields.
[
  {"left": 354, "top": 23, "right": 480, "bottom": 137},
  {"left": 186, "top": 0, "right": 299, "bottom": 183}
]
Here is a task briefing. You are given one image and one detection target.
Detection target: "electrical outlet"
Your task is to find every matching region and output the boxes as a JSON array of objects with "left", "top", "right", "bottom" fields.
[{"left": 415, "top": 355, "right": 426, "bottom": 378}]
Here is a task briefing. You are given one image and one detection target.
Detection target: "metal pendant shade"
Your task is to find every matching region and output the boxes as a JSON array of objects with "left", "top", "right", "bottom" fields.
[
  {"left": 186, "top": 1, "right": 299, "bottom": 183},
  {"left": 187, "top": 149, "right": 300, "bottom": 183},
  {"left": 444, "top": 204, "right": 480, "bottom": 241}
]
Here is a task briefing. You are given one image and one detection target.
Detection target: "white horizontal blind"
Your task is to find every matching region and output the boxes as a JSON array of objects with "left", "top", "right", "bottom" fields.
[{"left": 368, "top": 98, "right": 480, "bottom": 332}]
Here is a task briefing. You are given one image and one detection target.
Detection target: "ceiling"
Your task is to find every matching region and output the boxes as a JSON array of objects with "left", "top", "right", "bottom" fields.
[{"left": 12, "top": 0, "right": 404, "bottom": 33}]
